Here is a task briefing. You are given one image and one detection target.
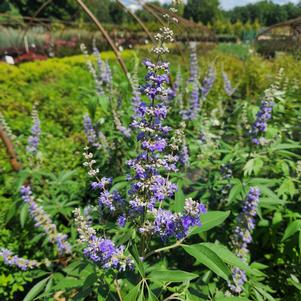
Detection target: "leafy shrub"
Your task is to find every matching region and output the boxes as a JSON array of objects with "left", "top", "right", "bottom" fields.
[{"left": 0, "top": 25, "right": 301, "bottom": 301}]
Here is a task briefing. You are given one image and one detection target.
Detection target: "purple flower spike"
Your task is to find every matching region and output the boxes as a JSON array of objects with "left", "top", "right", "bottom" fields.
[
  {"left": 250, "top": 100, "right": 274, "bottom": 144},
  {"left": 229, "top": 187, "right": 260, "bottom": 293},
  {"left": 26, "top": 107, "right": 41, "bottom": 155},
  {"left": 0, "top": 248, "right": 40, "bottom": 270},
  {"left": 20, "top": 186, "right": 72, "bottom": 255}
]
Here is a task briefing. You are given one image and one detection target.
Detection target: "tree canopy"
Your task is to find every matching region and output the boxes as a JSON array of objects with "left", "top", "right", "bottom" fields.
[{"left": 1, "top": 0, "right": 301, "bottom": 27}]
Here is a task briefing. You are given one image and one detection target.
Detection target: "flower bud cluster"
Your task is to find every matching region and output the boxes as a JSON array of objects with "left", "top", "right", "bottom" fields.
[
  {"left": 20, "top": 186, "right": 71, "bottom": 255},
  {"left": 0, "top": 248, "right": 40, "bottom": 270},
  {"left": 151, "top": 5, "right": 177, "bottom": 56},
  {"left": 83, "top": 147, "right": 99, "bottom": 177}
]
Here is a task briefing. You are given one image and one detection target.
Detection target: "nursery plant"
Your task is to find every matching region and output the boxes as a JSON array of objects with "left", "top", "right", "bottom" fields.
[{"left": 0, "top": 1, "right": 301, "bottom": 300}]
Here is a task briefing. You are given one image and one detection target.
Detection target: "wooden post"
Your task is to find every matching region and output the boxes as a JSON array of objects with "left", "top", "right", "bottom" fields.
[{"left": 0, "top": 127, "right": 22, "bottom": 171}]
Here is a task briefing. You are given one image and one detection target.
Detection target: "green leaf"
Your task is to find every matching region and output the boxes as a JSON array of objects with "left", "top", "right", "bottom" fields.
[
  {"left": 23, "top": 276, "right": 50, "bottom": 301},
  {"left": 200, "top": 243, "right": 262, "bottom": 276},
  {"left": 288, "top": 274, "right": 301, "bottom": 291},
  {"left": 174, "top": 183, "right": 186, "bottom": 212},
  {"left": 282, "top": 220, "right": 301, "bottom": 241},
  {"left": 271, "top": 143, "right": 301, "bottom": 151},
  {"left": 20, "top": 203, "right": 28, "bottom": 228},
  {"left": 124, "top": 283, "right": 141, "bottom": 301},
  {"left": 189, "top": 211, "right": 230, "bottom": 236},
  {"left": 299, "top": 231, "right": 301, "bottom": 254},
  {"left": 244, "top": 159, "right": 255, "bottom": 176},
  {"left": 258, "top": 186, "right": 285, "bottom": 206},
  {"left": 215, "top": 297, "right": 250, "bottom": 301},
  {"left": 147, "top": 288, "right": 159, "bottom": 301},
  {"left": 148, "top": 269, "right": 198, "bottom": 282},
  {"left": 254, "top": 286, "right": 276, "bottom": 301},
  {"left": 253, "top": 157, "right": 264, "bottom": 175},
  {"left": 97, "top": 95, "right": 109, "bottom": 113},
  {"left": 131, "top": 244, "right": 145, "bottom": 277},
  {"left": 277, "top": 178, "right": 296, "bottom": 199},
  {"left": 228, "top": 180, "right": 243, "bottom": 203},
  {"left": 182, "top": 244, "right": 230, "bottom": 281},
  {"left": 53, "top": 277, "right": 83, "bottom": 290}
]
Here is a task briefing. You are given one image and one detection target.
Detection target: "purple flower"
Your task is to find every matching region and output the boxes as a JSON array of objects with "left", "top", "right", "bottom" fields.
[
  {"left": 131, "top": 67, "right": 141, "bottom": 114},
  {"left": 229, "top": 187, "right": 260, "bottom": 293},
  {"left": 26, "top": 107, "right": 41, "bottom": 155},
  {"left": 200, "top": 65, "right": 216, "bottom": 99},
  {"left": 93, "top": 46, "right": 103, "bottom": 78},
  {"left": 229, "top": 268, "right": 247, "bottom": 294},
  {"left": 0, "top": 248, "right": 39, "bottom": 270},
  {"left": 147, "top": 198, "right": 206, "bottom": 240},
  {"left": 173, "top": 67, "right": 182, "bottom": 94},
  {"left": 117, "top": 215, "right": 127, "bottom": 227},
  {"left": 127, "top": 59, "right": 181, "bottom": 212},
  {"left": 180, "top": 48, "right": 202, "bottom": 120},
  {"left": 250, "top": 100, "right": 274, "bottom": 144},
  {"left": 83, "top": 113, "right": 100, "bottom": 148},
  {"left": 180, "top": 82, "right": 199, "bottom": 120},
  {"left": 81, "top": 44, "right": 103, "bottom": 96},
  {"left": 102, "top": 61, "right": 112, "bottom": 88},
  {"left": 179, "top": 143, "right": 189, "bottom": 166},
  {"left": 188, "top": 42, "right": 198, "bottom": 83},
  {"left": 223, "top": 71, "right": 237, "bottom": 97},
  {"left": 74, "top": 209, "right": 133, "bottom": 271}
]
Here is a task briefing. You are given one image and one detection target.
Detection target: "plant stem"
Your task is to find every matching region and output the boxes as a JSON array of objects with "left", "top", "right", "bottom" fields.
[
  {"left": 143, "top": 238, "right": 185, "bottom": 260},
  {"left": 114, "top": 279, "right": 123, "bottom": 301}
]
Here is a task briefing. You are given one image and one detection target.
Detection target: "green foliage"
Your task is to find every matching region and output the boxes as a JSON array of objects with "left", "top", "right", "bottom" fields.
[
  {"left": 184, "top": 0, "right": 220, "bottom": 24},
  {"left": 0, "top": 48, "right": 301, "bottom": 300}
]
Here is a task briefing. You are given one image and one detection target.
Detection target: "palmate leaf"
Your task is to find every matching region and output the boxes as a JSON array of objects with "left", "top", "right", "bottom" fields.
[
  {"left": 124, "top": 283, "right": 141, "bottom": 301},
  {"left": 148, "top": 269, "right": 198, "bottom": 282},
  {"left": 189, "top": 211, "right": 230, "bottom": 236},
  {"left": 147, "top": 288, "right": 159, "bottom": 301},
  {"left": 182, "top": 244, "right": 231, "bottom": 281},
  {"left": 243, "top": 157, "right": 264, "bottom": 176}
]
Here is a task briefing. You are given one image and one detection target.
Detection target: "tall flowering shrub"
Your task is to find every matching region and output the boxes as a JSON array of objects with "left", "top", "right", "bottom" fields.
[{"left": 73, "top": 2, "right": 208, "bottom": 283}]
